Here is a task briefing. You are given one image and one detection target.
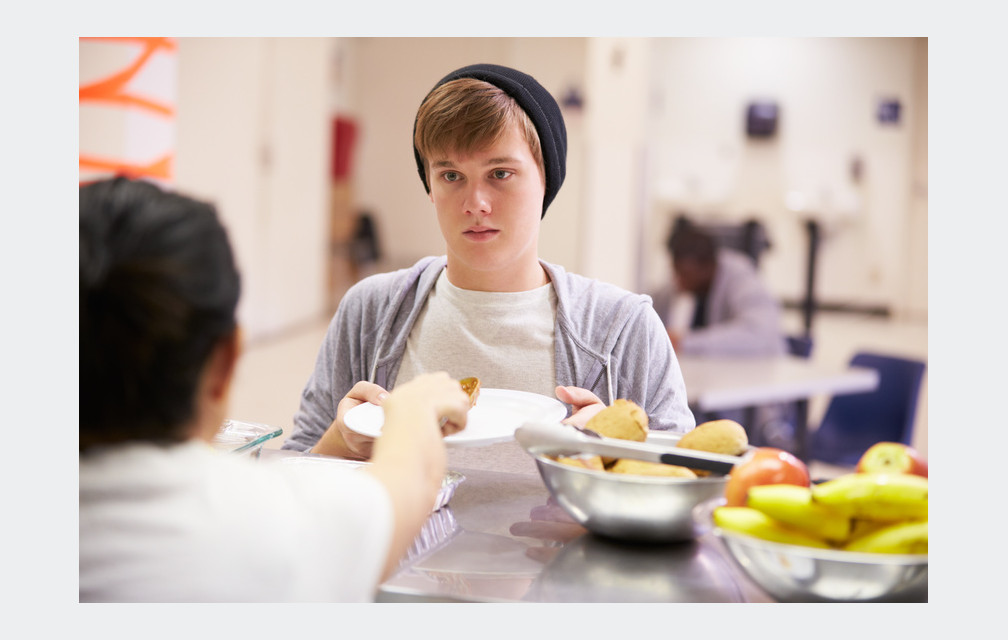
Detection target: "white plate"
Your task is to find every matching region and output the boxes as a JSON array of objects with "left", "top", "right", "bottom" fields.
[{"left": 344, "top": 388, "right": 568, "bottom": 447}]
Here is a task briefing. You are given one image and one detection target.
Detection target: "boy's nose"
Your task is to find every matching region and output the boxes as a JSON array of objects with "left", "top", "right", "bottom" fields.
[{"left": 463, "top": 183, "right": 491, "bottom": 216}]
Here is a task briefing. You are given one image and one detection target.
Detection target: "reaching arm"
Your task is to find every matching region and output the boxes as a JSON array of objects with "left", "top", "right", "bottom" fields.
[{"left": 363, "top": 372, "right": 470, "bottom": 581}]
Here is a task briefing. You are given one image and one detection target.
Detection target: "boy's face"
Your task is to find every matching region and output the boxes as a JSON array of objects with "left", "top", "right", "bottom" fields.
[{"left": 427, "top": 121, "right": 547, "bottom": 291}]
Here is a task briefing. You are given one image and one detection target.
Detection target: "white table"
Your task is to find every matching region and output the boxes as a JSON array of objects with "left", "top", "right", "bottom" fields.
[{"left": 676, "top": 354, "right": 880, "bottom": 460}]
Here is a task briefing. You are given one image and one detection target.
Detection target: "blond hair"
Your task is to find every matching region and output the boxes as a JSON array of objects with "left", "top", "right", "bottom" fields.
[{"left": 414, "top": 78, "right": 544, "bottom": 183}]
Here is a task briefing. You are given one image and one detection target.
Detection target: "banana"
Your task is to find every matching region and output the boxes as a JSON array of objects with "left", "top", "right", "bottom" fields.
[
  {"left": 844, "top": 520, "right": 928, "bottom": 554},
  {"left": 713, "top": 506, "right": 831, "bottom": 549},
  {"left": 848, "top": 518, "right": 890, "bottom": 541},
  {"left": 745, "top": 484, "right": 852, "bottom": 543},
  {"left": 811, "top": 473, "right": 928, "bottom": 521}
]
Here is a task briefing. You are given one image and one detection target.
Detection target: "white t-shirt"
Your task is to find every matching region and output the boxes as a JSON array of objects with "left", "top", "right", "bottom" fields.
[
  {"left": 79, "top": 441, "right": 393, "bottom": 602},
  {"left": 395, "top": 270, "right": 557, "bottom": 397}
]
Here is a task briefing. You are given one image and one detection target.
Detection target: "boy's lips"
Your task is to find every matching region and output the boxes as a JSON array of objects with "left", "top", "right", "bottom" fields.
[{"left": 464, "top": 226, "right": 499, "bottom": 241}]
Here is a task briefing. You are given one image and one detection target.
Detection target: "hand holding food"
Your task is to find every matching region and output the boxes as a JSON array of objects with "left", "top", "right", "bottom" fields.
[
  {"left": 433, "top": 376, "right": 481, "bottom": 437},
  {"left": 380, "top": 372, "right": 471, "bottom": 442}
]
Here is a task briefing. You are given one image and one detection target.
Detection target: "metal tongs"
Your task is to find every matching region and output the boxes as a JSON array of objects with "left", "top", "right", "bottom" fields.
[{"left": 515, "top": 421, "right": 751, "bottom": 476}]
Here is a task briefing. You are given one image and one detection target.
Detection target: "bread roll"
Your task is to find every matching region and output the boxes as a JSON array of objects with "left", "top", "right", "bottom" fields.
[
  {"left": 584, "top": 399, "right": 648, "bottom": 442},
  {"left": 608, "top": 458, "right": 697, "bottom": 478},
  {"left": 676, "top": 419, "right": 748, "bottom": 456}
]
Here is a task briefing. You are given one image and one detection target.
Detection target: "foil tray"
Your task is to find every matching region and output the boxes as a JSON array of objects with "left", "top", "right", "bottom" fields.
[{"left": 278, "top": 455, "right": 465, "bottom": 512}]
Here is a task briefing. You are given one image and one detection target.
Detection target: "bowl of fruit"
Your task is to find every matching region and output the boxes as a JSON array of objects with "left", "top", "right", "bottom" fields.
[
  {"left": 516, "top": 401, "right": 754, "bottom": 543},
  {"left": 697, "top": 442, "right": 928, "bottom": 602}
]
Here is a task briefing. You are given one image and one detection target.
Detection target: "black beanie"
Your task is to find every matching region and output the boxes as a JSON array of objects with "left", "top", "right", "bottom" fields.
[{"left": 413, "top": 63, "right": 568, "bottom": 218}]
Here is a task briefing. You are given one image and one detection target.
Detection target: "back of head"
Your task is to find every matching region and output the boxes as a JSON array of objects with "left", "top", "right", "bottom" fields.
[
  {"left": 79, "top": 177, "right": 241, "bottom": 451},
  {"left": 413, "top": 63, "right": 567, "bottom": 218}
]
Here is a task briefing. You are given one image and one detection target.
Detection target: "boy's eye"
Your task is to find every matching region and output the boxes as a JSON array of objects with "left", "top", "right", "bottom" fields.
[
  {"left": 491, "top": 169, "right": 513, "bottom": 179},
  {"left": 442, "top": 171, "right": 460, "bottom": 182}
]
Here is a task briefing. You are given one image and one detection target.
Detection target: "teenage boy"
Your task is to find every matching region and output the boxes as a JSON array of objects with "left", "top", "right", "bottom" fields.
[{"left": 284, "top": 63, "right": 695, "bottom": 459}]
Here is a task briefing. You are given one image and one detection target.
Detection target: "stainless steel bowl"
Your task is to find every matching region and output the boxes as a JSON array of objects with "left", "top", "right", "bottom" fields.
[
  {"left": 696, "top": 499, "right": 928, "bottom": 602},
  {"left": 530, "top": 449, "right": 729, "bottom": 542}
]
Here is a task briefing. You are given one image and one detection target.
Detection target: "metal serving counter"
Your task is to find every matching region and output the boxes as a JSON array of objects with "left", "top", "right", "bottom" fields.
[{"left": 364, "top": 441, "right": 771, "bottom": 602}]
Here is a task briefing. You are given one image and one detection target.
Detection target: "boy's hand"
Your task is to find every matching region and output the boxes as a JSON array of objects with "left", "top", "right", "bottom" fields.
[
  {"left": 555, "top": 385, "right": 606, "bottom": 427},
  {"left": 312, "top": 380, "right": 388, "bottom": 459}
]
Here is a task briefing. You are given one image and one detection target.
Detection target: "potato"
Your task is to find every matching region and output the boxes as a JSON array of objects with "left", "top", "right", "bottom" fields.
[
  {"left": 676, "top": 419, "right": 748, "bottom": 456},
  {"left": 608, "top": 458, "right": 697, "bottom": 478},
  {"left": 584, "top": 399, "right": 648, "bottom": 442},
  {"left": 555, "top": 454, "right": 606, "bottom": 471}
]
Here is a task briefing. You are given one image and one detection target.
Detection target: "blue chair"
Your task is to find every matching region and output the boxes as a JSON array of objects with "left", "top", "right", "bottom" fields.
[{"left": 808, "top": 351, "right": 926, "bottom": 467}]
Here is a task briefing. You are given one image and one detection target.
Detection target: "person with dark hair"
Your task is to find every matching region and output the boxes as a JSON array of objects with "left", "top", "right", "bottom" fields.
[
  {"left": 284, "top": 63, "right": 695, "bottom": 460},
  {"left": 79, "top": 176, "right": 471, "bottom": 602},
  {"left": 652, "top": 222, "right": 786, "bottom": 356},
  {"left": 652, "top": 220, "right": 794, "bottom": 447}
]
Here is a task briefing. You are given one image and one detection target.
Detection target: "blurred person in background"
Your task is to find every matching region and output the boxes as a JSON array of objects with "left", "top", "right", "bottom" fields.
[
  {"left": 652, "top": 221, "right": 786, "bottom": 356},
  {"left": 651, "top": 220, "right": 799, "bottom": 449},
  {"left": 79, "top": 177, "right": 470, "bottom": 602},
  {"left": 284, "top": 63, "right": 695, "bottom": 460}
]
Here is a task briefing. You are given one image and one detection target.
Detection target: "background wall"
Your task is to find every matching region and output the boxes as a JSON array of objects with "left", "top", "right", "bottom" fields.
[
  {"left": 641, "top": 38, "right": 927, "bottom": 321},
  {"left": 175, "top": 38, "right": 330, "bottom": 341},
  {"left": 83, "top": 37, "right": 926, "bottom": 342}
]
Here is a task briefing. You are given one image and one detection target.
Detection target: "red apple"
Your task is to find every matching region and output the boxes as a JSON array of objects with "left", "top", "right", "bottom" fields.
[
  {"left": 856, "top": 442, "right": 928, "bottom": 477},
  {"left": 724, "top": 447, "right": 810, "bottom": 507}
]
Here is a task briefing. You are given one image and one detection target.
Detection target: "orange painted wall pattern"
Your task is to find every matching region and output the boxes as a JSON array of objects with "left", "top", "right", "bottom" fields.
[{"left": 79, "top": 37, "right": 177, "bottom": 184}]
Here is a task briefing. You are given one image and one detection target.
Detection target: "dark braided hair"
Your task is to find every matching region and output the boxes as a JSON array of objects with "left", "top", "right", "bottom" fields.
[{"left": 80, "top": 177, "right": 241, "bottom": 451}]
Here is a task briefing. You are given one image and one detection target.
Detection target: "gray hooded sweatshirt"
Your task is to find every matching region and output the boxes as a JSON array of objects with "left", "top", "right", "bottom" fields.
[{"left": 283, "top": 256, "right": 695, "bottom": 452}]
